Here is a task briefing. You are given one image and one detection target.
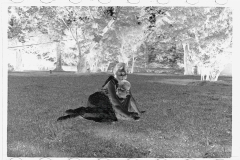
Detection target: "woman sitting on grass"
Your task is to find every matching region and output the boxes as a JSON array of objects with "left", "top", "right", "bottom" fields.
[{"left": 57, "top": 62, "right": 144, "bottom": 122}]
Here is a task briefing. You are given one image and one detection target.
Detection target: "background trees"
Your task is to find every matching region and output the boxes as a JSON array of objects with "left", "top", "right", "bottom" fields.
[
  {"left": 157, "top": 7, "right": 232, "bottom": 79},
  {"left": 7, "top": 6, "right": 232, "bottom": 80}
]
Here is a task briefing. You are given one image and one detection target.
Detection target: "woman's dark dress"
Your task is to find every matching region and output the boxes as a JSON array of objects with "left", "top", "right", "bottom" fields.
[{"left": 57, "top": 76, "right": 129, "bottom": 122}]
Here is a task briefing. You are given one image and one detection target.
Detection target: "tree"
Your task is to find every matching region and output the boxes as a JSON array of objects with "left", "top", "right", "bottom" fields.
[
  {"left": 55, "top": 6, "right": 122, "bottom": 73},
  {"left": 143, "top": 7, "right": 232, "bottom": 79},
  {"left": 193, "top": 7, "right": 232, "bottom": 81},
  {"left": 8, "top": 6, "right": 67, "bottom": 71},
  {"left": 8, "top": 6, "right": 34, "bottom": 71},
  {"left": 136, "top": 6, "right": 182, "bottom": 69},
  {"left": 79, "top": 6, "right": 143, "bottom": 72},
  {"left": 8, "top": 6, "right": 232, "bottom": 79},
  {"left": 115, "top": 26, "right": 145, "bottom": 73}
]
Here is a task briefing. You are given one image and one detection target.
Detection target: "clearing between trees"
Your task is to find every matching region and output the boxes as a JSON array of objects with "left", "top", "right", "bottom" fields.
[{"left": 7, "top": 72, "right": 232, "bottom": 158}]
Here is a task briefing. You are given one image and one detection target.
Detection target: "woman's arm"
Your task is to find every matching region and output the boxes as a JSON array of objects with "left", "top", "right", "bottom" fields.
[
  {"left": 129, "top": 91, "right": 141, "bottom": 115},
  {"left": 102, "top": 75, "right": 115, "bottom": 88}
]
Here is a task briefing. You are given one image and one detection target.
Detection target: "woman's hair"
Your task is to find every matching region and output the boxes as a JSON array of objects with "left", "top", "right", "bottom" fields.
[{"left": 113, "top": 62, "right": 127, "bottom": 78}]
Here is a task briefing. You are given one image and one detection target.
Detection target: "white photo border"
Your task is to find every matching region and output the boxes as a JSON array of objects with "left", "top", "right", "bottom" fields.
[{"left": 1, "top": 0, "right": 239, "bottom": 160}]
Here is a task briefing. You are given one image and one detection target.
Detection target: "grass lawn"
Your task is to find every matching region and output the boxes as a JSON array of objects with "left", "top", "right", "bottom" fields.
[{"left": 7, "top": 71, "right": 232, "bottom": 158}]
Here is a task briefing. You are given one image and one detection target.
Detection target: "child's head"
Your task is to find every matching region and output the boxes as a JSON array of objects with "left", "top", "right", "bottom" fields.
[{"left": 116, "top": 80, "right": 131, "bottom": 99}]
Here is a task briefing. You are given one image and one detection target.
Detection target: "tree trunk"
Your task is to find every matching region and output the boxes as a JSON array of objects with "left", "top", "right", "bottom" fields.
[
  {"left": 92, "top": 59, "right": 99, "bottom": 72},
  {"left": 131, "top": 54, "right": 135, "bottom": 73},
  {"left": 118, "top": 50, "right": 129, "bottom": 67},
  {"left": 183, "top": 43, "right": 187, "bottom": 75},
  {"left": 183, "top": 43, "right": 192, "bottom": 75},
  {"left": 144, "top": 43, "right": 148, "bottom": 68},
  {"left": 15, "top": 49, "right": 23, "bottom": 71},
  {"left": 80, "top": 18, "right": 116, "bottom": 73},
  {"left": 214, "top": 71, "right": 221, "bottom": 81},
  {"left": 211, "top": 71, "right": 221, "bottom": 81},
  {"left": 210, "top": 66, "right": 224, "bottom": 81},
  {"left": 106, "top": 62, "right": 110, "bottom": 72},
  {"left": 77, "top": 55, "right": 88, "bottom": 73},
  {"left": 101, "top": 19, "right": 115, "bottom": 36},
  {"left": 53, "top": 42, "right": 64, "bottom": 71},
  {"left": 144, "top": 42, "right": 149, "bottom": 67},
  {"left": 76, "top": 42, "right": 88, "bottom": 73},
  {"left": 118, "top": 43, "right": 124, "bottom": 62}
]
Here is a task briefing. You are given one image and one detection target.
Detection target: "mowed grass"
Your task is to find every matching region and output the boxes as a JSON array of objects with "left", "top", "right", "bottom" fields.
[{"left": 7, "top": 71, "right": 232, "bottom": 158}]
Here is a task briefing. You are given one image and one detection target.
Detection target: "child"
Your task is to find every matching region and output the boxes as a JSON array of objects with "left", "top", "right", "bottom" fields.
[{"left": 116, "top": 79, "right": 131, "bottom": 99}]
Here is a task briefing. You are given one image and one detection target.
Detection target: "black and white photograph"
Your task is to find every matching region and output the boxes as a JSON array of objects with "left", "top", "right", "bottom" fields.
[{"left": 1, "top": 0, "right": 238, "bottom": 159}]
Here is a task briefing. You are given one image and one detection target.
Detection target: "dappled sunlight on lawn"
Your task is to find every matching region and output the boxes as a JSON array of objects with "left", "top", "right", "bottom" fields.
[
  {"left": 89, "top": 126, "right": 153, "bottom": 147},
  {"left": 150, "top": 79, "right": 200, "bottom": 85},
  {"left": 87, "top": 126, "right": 157, "bottom": 157},
  {"left": 8, "top": 141, "right": 72, "bottom": 157},
  {"left": 87, "top": 125, "right": 205, "bottom": 157},
  {"left": 150, "top": 78, "right": 232, "bottom": 86}
]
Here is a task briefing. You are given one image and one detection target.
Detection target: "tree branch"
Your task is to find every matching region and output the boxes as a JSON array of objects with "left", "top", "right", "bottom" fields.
[
  {"left": 60, "top": 17, "right": 77, "bottom": 42},
  {"left": 53, "top": 7, "right": 78, "bottom": 42},
  {"left": 87, "top": 6, "right": 95, "bottom": 21},
  {"left": 8, "top": 41, "right": 57, "bottom": 48}
]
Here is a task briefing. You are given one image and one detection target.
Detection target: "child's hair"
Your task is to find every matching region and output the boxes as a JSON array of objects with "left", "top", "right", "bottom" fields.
[
  {"left": 118, "top": 80, "right": 131, "bottom": 90},
  {"left": 116, "top": 80, "right": 131, "bottom": 99}
]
